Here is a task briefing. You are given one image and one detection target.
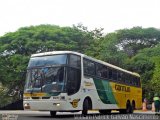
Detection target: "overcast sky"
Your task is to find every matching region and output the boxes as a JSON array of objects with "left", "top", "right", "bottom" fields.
[{"left": 0, "top": 0, "right": 159, "bottom": 36}]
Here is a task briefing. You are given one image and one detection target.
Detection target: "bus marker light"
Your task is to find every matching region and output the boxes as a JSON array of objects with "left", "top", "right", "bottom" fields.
[{"left": 53, "top": 103, "right": 60, "bottom": 106}]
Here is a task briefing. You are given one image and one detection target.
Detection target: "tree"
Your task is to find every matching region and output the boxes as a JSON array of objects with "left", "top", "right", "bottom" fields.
[
  {"left": 127, "top": 45, "right": 160, "bottom": 100},
  {"left": 151, "top": 57, "right": 160, "bottom": 93},
  {"left": 1, "top": 24, "right": 160, "bottom": 105},
  {"left": 116, "top": 27, "right": 160, "bottom": 57},
  {"left": 0, "top": 24, "right": 99, "bottom": 89}
]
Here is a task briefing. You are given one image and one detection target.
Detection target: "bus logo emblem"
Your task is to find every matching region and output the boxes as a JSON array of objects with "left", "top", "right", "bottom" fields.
[{"left": 70, "top": 99, "right": 80, "bottom": 108}]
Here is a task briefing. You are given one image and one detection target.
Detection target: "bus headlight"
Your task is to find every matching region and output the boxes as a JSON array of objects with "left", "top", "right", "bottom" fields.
[{"left": 57, "top": 103, "right": 60, "bottom": 106}]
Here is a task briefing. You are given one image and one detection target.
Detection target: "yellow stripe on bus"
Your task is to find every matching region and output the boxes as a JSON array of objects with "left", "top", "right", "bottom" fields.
[{"left": 23, "top": 92, "right": 46, "bottom": 97}]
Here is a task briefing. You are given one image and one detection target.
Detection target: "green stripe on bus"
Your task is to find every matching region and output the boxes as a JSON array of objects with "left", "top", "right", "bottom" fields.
[{"left": 93, "top": 79, "right": 117, "bottom": 104}]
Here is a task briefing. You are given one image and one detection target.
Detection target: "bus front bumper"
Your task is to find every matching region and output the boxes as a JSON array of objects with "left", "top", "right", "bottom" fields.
[{"left": 23, "top": 100, "right": 78, "bottom": 111}]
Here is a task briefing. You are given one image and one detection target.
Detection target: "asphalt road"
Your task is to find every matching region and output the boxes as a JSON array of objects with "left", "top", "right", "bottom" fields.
[{"left": 0, "top": 110, "right": 159, "bottom": 120}]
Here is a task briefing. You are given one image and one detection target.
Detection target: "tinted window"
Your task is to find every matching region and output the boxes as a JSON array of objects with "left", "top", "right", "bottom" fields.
[
  {"left": 96, "top": 63, "right": 108, "bottom": 79},
  {"left": 125, "top": 74, "right": 130, "bottom": 84},
  {"left": 69, "top": 54, "right": 81, "bottom": 68},
  {"left": 117, "top": 72, "right": 123, "bottom": 81},
  {"left": 129, "top": 76, "right": 133, "bottom": 85},
  {"left": 135, "top": 77, "right": 141, "bottom": 87},
  {"left": 28, "top": 55, "right": 67, "bottom": 67},
  {"left": 112, "top": 69, "right": 117, "bottom": 80},
  {"left": 121, "top": 72, "right": 126, "bottom": 83},
  {"left": 66, "top": 68, "right": 81, "bottom": 95},
  {"left": 83, "top": 59, "right": 95, "bottom": 76},
  {"left": 108, "top": 68, "right": 113, "bottom": 79},
  {"left": 108, "top": 68, "right": 117, "bottom": 81}
]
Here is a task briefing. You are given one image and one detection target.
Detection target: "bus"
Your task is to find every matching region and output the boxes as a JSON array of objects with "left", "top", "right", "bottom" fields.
[{"left": 23, "top": 51, "right": 142, "bottom": 116}]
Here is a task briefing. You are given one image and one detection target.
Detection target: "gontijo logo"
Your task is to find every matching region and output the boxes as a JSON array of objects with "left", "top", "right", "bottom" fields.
[{"left": 115, "top": 84, "right": 130, "bottom": 92}]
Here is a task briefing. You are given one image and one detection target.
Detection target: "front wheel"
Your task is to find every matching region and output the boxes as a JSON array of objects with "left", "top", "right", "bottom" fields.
[
  {"left": 50, "top": 111, "right": 56, "bottom": 117},
  {"left": 82, "top": 99, "right": 89, "bottom": 116}
]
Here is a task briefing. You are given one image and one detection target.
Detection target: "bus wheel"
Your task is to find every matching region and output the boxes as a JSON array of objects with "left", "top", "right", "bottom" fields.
[
  {"left": 82, "top": 99, "right": 89, "bottom": 116},
  {"left": 119, "top": 101, "right": 133, "bottom": 114},
  {"left": 50, "top": 111, "right": 56, "bottom": 117},
  {"left": 132, "top": 100, "right": 136, "bottom": 111},
  {"left": 99, "top": 110, "right": 111, "bottom": 114},
  {"left": 126, "top": 101, "right": 133, "bottom": 114}
]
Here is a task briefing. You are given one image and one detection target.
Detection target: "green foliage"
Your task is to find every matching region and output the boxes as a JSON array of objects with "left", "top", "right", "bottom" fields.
[
  {"left": 0, "top": 84, "right": 13, "bottom": 107},
  {"left": 116, "top": 27, "right": 160, "bottom": 57},
  {"left": 151, "top": 57, "right": 160, "bottom": 93},
  {"left": 1, "top": 24, "right": 160, "bottom": 105},
  {"left": 0, "top": 24, "right": 103, "bottom": 106},
  {"left": 127, "top": 45, "right": 160, "bottom": 100}
]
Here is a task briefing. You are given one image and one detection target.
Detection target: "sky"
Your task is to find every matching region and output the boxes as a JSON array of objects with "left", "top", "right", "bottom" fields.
[{"left": 0, "top": 0, "right": 160, "bottom": 36}]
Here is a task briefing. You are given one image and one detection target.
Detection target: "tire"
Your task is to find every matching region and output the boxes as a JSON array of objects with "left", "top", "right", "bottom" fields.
[
  {"left": 126, "top": 102, "right": 133, "bottom": 114},
  {"left": 50, "top": 111, "right": 56, "bottom": 117},
  {"left": 82, "top": 99, "right": 89, "bottom": 116},
  {"left": 99, "top": 110, "right": 111, "bottom": 114},
  {"left": 132, "top": 101, "right": 136, "bottom": 111},
  {"left": 119, "top": 101, "right": 133, "bottom": 114}
]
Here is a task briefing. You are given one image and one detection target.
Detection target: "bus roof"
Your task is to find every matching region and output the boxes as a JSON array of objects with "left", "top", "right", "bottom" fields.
[{"left": 31, "top": 51, "right": 140, "bottom": 77}]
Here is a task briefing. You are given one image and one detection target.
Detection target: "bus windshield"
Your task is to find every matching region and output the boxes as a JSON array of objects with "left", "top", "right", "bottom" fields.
[
  {"left": 24, "top": 66, "right": 65, "bottom": 94},
  {"left": 24, "top": 54, "right": 67, "bottom": 94},
  {"left": 28, "top": 54, "right": 67, "bottom": 67},
  {"left": 24, "top": 54, "right": 81, "bottom": 96}
]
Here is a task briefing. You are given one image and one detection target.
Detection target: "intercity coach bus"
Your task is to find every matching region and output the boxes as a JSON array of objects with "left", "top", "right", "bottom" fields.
[{"left": 23, "top": 51, "right": 142, "bottom": 116}]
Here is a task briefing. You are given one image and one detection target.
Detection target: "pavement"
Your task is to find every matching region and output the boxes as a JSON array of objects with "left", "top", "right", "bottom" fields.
[
  {"left": 0, "top": 110, "right": 159, "bottom": 115},
  {"left": 0, "top": 110, "right": 159, "bottom": 120}
]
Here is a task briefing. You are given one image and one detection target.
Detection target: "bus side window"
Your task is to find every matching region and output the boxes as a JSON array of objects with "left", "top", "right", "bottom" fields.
[
  {"left": 135, "top": 77, "right": 140, "bottom": 87},
  {"left": 69, "top": 54, "right": 81, "bottom": 68},
  {"left": 112, "top": 69, "right": 117, "bottom": 81},
  {"left": 132, "top": 76, "right": 136, "bottom": 86},
  {"left": 67, "top": 68, "right": 81, "bottom": 95},
  {"left": 121, "top": 72, "right": 125, "bottom": 83},
  {"left": 96, "top": 63, "right": 108, "bottom": 79},
  {"left": 83, "top": 59, "right": 95, "bottom": 76},
  {"left": 101, "top": 66, "right": 108, "bottom": 79},
  {"left": 127, "top": 74, "right": 131, "bottom": 85},
  {"left": 108, "top": 68, "right": 113, "bottom": 80},
  {"left": 130, "top": 76, "right": 134, "bottom": 85},
  {"left": 124, "top": 73, "right": 130, "bottom": 85},
  {"left": 118, "top": 72, "right": 123, "bottom": 82}
]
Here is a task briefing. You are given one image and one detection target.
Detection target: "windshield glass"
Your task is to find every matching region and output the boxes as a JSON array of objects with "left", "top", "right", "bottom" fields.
[
  {"left": 24, "top": 54, "right": 82, "bottom": 95},
  {"left": 24, "top": 66, "right": 66, "bottom": 94},
  {"left": 28, "top": 54, "right": 67, "bottom": 67}
]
